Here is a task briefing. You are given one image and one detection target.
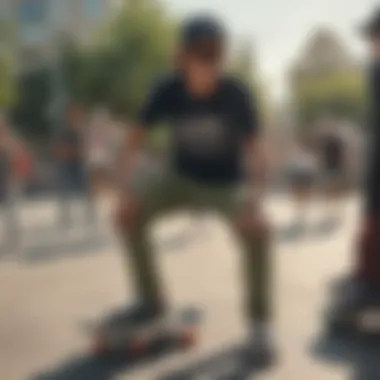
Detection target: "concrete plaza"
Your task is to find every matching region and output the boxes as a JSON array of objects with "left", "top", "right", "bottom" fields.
[{"left": 0, "top": 195, "right": 378, "bottom": 380}]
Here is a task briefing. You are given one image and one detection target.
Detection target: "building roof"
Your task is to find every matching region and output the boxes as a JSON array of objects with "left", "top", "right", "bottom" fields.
[{"left": 291, "top": 27, "right": 356, "bottom": 76}]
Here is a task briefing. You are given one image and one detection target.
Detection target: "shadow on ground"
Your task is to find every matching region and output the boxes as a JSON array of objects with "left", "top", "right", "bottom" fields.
[
  {"left": 31, "top": 353, "right": 158, "bottom": 380},
  {"left": 11, "top": 223, "right": 112, "bottom": 264},
  {"left": 32, "top": 340, "right": 271, "bottom": 380},
  {"left": 23, "top": 234, "right": 110, "bottom": 264},
  {"left": 31, "top": 343, "right": 194, "bottom": 380},
  {"left": 311, "top": 330, "right": 380, "bottom": 380},
  {"left": 158, "top": 342, "right": 272, "bottom": 380}
]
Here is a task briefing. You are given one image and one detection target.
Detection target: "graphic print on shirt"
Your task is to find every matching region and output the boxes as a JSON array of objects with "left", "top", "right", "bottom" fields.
[{"left": 176, "top": 114, "right": 229, "bottom": 157}]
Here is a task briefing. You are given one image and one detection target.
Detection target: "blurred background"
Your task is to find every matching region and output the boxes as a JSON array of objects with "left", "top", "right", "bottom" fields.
[
  {"left": 0, "top": 0, "right": 371, "bottom": 191},
  {"left": 0, "top": 1, "right": 379, "bottom": 380}
]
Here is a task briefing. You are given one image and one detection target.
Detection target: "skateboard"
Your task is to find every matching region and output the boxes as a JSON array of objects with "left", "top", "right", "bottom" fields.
[
  {"left": 90, "top": 307, "right": 201, "bottom": 358},
  {"left": 325, "top": 277, "right": 380, "bottom": 339}
]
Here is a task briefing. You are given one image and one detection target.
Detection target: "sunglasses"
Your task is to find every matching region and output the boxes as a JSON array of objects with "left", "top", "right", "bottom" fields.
[
  {"left": 193, "top": 52, "right": 221, "bottom": 64},
  {"left": 185, "top": 39, "right": 223, "bottom": 63}
]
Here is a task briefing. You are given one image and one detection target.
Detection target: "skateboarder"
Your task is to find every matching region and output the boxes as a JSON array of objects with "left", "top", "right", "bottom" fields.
[
  {"left": 55, "top": 105, "right": 97, "bottom": 228},
  {"left": 114, "top": 16, "right": 274, "bottom": 361},
  {"left": 87, "top": 108, "right": 117, "bottom": 194}
]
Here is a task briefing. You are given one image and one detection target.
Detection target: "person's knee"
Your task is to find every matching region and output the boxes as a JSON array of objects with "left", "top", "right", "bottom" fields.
[
  {"left": 236, "top": 214, "right": 271, "bottom": 240},
  {"left": 251, "top": 218, "right": 271, "bottom": 240},
  {"left": 114, "top": 199, "right": 142, "bottom": 231}
]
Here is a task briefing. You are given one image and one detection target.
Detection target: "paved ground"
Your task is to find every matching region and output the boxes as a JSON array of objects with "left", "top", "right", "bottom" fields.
[{"left": 0, "top": 195, "right": 379, "bottom": 380}]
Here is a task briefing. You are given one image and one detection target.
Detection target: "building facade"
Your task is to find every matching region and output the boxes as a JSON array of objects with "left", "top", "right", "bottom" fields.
[
  {"left": 288, "top": 28, "right": 364, "bottom": 187},
  {"left": 289, "top": 27, "right": 358, "bottom": 91},
  {"left": 0, "top": 0, "right": 121, "bottom": 70}
]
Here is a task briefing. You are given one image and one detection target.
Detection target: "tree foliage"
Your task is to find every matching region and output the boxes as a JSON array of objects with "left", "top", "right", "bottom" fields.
[
  {"left": 73, "top": 0, "right": 177, "bottom": 119},
  {"left": 0, "top": 21, "right": 16, "bottom": 108},
  {"left": 11, "top": 68, "right": 51, "bottom": 139},
  {"left": 292, "top": 70, "right": 366, "bottom": 126},
  {"left": 10, "top": 0, "right": 177, "bottom": 139},
  {"left": 229, "top": 41, "right": 272, "bottom": 126},
  {"left": 229, "top": 43, "right": 256, "bottom": 88}
]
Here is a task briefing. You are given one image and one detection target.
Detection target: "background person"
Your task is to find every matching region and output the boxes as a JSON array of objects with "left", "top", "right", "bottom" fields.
[
  {"left": 285, "top": 138, "right": 317, "bottom": 236},
  {"left": 314, "top": 119, "right": 348, "bottom": 231},
  {"left": 55, "top": 105, "right": 97, "bottom": 229},
  {"left": 0, "top": 116, "right": 23, "bottom": 253},
  {"left": 86, "top": 108, "right": 116, "bottom": 195}
]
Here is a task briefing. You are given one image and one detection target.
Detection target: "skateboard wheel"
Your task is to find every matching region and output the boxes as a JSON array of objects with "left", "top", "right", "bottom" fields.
[
  {"left": 129, "top": 339, "right": 149, "bottom": 357},
  {"left": 180, "top": 328, "right": 198, "bottom": 348}
]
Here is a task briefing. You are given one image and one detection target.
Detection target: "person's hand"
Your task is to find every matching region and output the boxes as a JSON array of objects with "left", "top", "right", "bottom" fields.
[
  {"left": 113, "top": 190, "right": 141, "bottom": 230},
  {"left": 236, "top": 198, "right": 266, "bottom": 235}
]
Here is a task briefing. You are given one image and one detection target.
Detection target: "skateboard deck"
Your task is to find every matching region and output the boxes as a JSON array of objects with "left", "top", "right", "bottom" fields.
[{"left": 90, "top": 307, "right": 201, "bottom": 357}]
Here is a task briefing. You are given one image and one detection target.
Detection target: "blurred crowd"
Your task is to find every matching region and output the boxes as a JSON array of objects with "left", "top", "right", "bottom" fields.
[
  {"left": 0, "top": 106, "right": 124, "bottom": 199},
  {"left": 0, "top": 107, "right": 366, "bottom": 205},
  {"left": 0, "top": 102, "right": 365, "bottom": 251}
]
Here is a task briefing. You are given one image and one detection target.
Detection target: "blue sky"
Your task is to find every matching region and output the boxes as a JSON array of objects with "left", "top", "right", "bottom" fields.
[{"left": 164, "top": 0, "right": 378, "bottom": 99}]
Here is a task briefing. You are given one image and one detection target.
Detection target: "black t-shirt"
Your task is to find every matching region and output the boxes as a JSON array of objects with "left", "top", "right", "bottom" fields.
[{"left": 138, "top": 74, "right": 260, "bottom": 184}]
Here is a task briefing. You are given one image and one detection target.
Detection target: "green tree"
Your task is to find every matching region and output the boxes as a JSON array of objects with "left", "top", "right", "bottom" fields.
[
  {"left": 292, "top": 70, "right": 366, "bottom": 127},
  {"left": 11, "top": 0, "right": 177, "bottom": 140},
  {"left": 12, "top": 68, "right": 51, "bottom": 139},
  {"left": 0, "top": 21, "right": 16, "bottom": 108},
  {"left": 230, "top": 42, "right": 256, "bottom": 87},
  {"left": 229, "top": 41, "right": 272, "bottom": 125},
  {"left": 75, "top": 0, "right": 177, "bottom": 119}
]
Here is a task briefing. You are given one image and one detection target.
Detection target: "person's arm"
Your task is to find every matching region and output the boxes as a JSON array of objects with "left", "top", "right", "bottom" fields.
[
  {"left": 117, "top": 77, "right": 173, "bottom": 193},
  {"left": 245, "top": 134, "right": 268, "bottom": 200},
  {"left": 116, "top": 126, "right": 149, "bottom": 192}
]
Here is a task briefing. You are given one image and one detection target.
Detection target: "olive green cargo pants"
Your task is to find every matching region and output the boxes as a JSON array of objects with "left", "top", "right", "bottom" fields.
[{"left": 119, "top": 167, "right": 271, "bottom": 322}]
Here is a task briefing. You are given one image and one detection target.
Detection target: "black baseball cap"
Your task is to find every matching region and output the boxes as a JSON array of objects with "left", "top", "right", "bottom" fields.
[
  {"left": 361, "top": 7, "right": 380, "bottom": 39},
  {"left": 180, "top": 15, "right": 226, "bottom": 58}
]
